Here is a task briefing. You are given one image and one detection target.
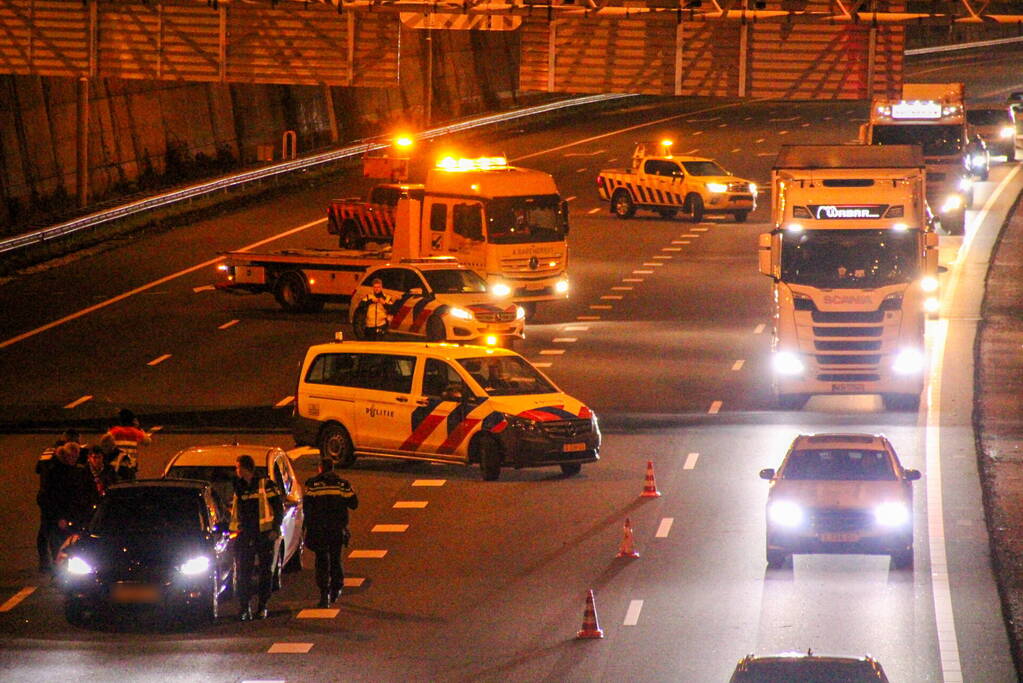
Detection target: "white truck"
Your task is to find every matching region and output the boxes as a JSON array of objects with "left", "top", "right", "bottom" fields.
[{"left": 758, "top": 145, "right": 940, "bottom": 411}]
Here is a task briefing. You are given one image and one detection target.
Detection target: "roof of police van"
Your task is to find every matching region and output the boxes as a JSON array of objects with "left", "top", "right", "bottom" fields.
[
  {"left": 774, "top": 144, "right": 925, "bottom": 170},
  {"left": 308, "top": 341, "right": 519, "bottom": 360}
]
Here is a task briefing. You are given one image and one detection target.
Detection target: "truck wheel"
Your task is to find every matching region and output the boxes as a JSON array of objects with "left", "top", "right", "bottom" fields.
[
  {"left": 319, "top": 423, "right": 356, "bottom": 468},
  {"left": 476, "top": 436, "right": 503, "bottom": 481},
  {"left": 426, "top": 316, "right": 446, "bottom": 342},
  {"left": 890, "top": 547, "right": 914, "bottom": 570},
  {"left": 777, "top": 393, "right": 808, "bottom": 410},
  {"left": 339, "top": 220, "right": 361, "bottom": 250},
  {"left": 611, "top": 190, "right": 636, "bottom": 218},
  {"left": 687, "top": 194, "right": 705, "bottom": 223},
  {"left": 882, "top": 393, "right": 921, "bottom": 412},
  {"left": 274, "top": 272, "right": 324, "bottom": 313},
  {"left": 733, "top": 211, "right": 749, "bottom": 223},
  {"left": 766, "top": 549, "right": 789, "bottom": 569},
  {"left": 942, "top": 212, "right": 965, "bottom": 236},
  {"left": 657, "top": 208, "right": 677, "bottom": 219}
]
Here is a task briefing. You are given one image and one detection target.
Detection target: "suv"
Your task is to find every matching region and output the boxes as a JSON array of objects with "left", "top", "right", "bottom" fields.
[
  {"left": 966, "top": 106, "right": 1018, "bottom": 162},
  {"left": 293, "top": 341, "right": 600, "bottom": 480},
  {"left": 759, "top": 433, "right": 920, "bottom": 569}
]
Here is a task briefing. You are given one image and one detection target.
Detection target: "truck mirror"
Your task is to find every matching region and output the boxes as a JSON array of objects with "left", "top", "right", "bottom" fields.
[
  {"left": 758, "top": 232, "right": 776, "bottom": 278},
  {"left": 559, "top": 200, "right": 570, "bottom": 235},
  {"left": 759, "top": 468, "right": 775, "bottom": 480}
]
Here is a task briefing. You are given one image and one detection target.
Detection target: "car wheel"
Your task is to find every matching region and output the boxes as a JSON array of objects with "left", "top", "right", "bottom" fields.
[
  {"left": 777, "top": 393, "right": 808, "bottom": 410},
  {"left": 560, "top": 463, "right": 582, "bottom": 476},
  {"left": 274, "top": 271, "right": 324, "bottom": 313},
  {"left": 891, "top": 547, "right": 914, "bottom": 570},
  {"left": 426, "top": 315, "right": 446, "bottom": 342},
  {"left": 687, "top": 194, "right": 704, "bottom": 223},
  {"left": 942, "top": 211, "right": 966, "bottom": 235},
  {"left": 657, "top": 208, "right": 677, "bottom": 219},
  {"left": 766, "top": 549, "right": 788, "bottom": 569},
  {"left": 476, "top": 436, "right": 503, "bottom": 481},
  {"left": 733, "top": 211, "right": 749, "bottom": 223},
  {"left": 319, "top": 423, "right": 356, "bottom": 468},
  {"left": 882, "top": 393, "right": 920, "bottom": 412},
  {"left": 611, "top": 190, "right": 636, "bottom": 219},
  {"left": 284, "top": 542, "right": 303, "bottom": 573},
  {"left": 64, "top": 599, "right": 87, "bottom": 626},
  {"left": 271, "top": 545, "right": 285, "bottom": 592},
  {"left": 339, "top": 220, "right": 361, "bottom": 250}
]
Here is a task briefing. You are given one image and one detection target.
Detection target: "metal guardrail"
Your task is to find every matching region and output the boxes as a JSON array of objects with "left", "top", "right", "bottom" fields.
[
  {"left": 905, "top": 35, "right": 1023, "bottom": 56},
  {"left": 0, "top": 93, "right": 634, "bottom": 257}
]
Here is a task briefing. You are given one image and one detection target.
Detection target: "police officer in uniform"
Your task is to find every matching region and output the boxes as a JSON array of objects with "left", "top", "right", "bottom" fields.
[
  {"left": 359, "top": 278, "right": 393, "bottom": 341},
  {"left": 303, "top": 458, "right": 359, "bottom": 608},
  {"left": 231, "top": 454, "right": 284, "bottom": 621}
]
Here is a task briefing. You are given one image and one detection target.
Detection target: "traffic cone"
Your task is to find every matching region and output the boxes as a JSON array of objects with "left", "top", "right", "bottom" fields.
[
  {"left": 641, "top": 460, "right": 661, "bottom": 497},
  {"left": 616, "top": 517, "right": 640, "bottom": 559},
  {"left": 576, "top": 589, "right": 604, "bottom": 639}
]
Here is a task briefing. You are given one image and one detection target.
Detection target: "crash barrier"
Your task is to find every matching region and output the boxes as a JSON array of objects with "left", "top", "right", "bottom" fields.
[
  {"left": 905, "top": 35, "right": 1023, "bottom": 56},
  {"left": 0, "top": 93, "right": 633, "bottom": 257}
]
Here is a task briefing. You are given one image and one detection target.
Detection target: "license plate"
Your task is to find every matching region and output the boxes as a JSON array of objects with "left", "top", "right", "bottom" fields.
[
  {"left": 111, "top": 583, "right": 161, "bottom": 604},
  {"left": 563, "top": 442, "right": 587, "bottom": 453},
  {"left": 832, "top": 383, "right": 866, "bottom": 393},
  {"left": 820, "top": 532, "right": 859, "bottom": 543}
]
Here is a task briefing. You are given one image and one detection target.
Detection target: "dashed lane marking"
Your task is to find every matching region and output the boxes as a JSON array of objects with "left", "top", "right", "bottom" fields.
[
  {"left": 692, "top": 131, "right": 703, "bottom": 136},
  {"left": 663, "top": 247, "right": 682, "bottom": 251},
  {"left": 607, "top": 157, "right": 618, "bottom": 163},
  {"left": 633, "top": 270, "right": 654, "bottom": 274},
  {"left": 623, "top": 600, "right": 644, "bottom": 626},
  {"left": 685, "top": 148, "right": 699, "bottom": 155},
  {"left": 779, "top": 130, "right": 789, "bottom": 136},
  {"left": 683, "top": 453, "right": 699, "bottom": 470},
  {"left": 218, "top": 319, "right": 239, "bottom": 330},
  {"left": 540, "top": 349, "right": 566, "bottom": 355},
  {"left": 708, "top": 401, "right": 722, "bottom": 414},
  {"left": 275, "top": 396, "right": 295, "bottom": 408},
  {"left": 394, "top": 501, "right": 428, "bottom": 508},
  {"left": 679, "top": 233, "right": 700, "bottom": 237},
  {"left": 755, "top": 138, "right": 765, "bottom": 143},
  {"left": 756, "top": 152, "right": 774, "bottom": 157},
  {"left": 732, "top": 360, "right": 744, "bottom": 371},
  {"left": 801, "top": 122, "right": 811, "bottom": 127},
  {"left": 600, "top": 295, "right": 623, "bottom": 300},
  {"left": 372, "top": 524, "right": 409, "bottom": 533},
  {"left": 590, "top": 304, "right": 613, "bottom": 310},
  {"left": 297, "top": 608, "right": 339, "bottom": 619},
  {"left": 577, "top": 315, "right": 601, "bottom": 321},
  {"left": 64, "top": 395, "right": 92, "bottom": 409},
  {"left": 412, "top": 479, "right": 446, "bottom": 487},
  {"left": 576, "top": 167, "right": 588, "bottom": 173},
  {"left": 147, "top": 354, "right": 171, "bottom": 366},
  {"left": 655, "top": 518, "right": 674, "bottom": 538},
  {"left": 149, "top": 425, "right": 163, "bottom": 432},
  {"left": 730, "top": 148, "right": 740, "bottom": 153},
  {"left": 754, "top": 323, "right": 765, "bottom": 334},
  {"left": 641, "top": 262, "right": 663, "bottom": 267},
  {"left": 268, "top": 643, "right": 314, "bottom": 654},
  {"left": 348, "top": 550, "right": 388, "bottom": 559},
  {"left": 611, "top": 286, "right": 633, "bottom": 291},
  {"left": 563, "top": 325, "right": 589, "bottom": 331},
  {"left": 0, "top": 587, "right": 35, "bottom": 612},
  {"left": 565, "top": 195, "right": 577, "bottom": 201},
  {"left": 344, "top": 577, "right": 365, "bottom": 587},
  {"left": 192, "top": 285, "right": 215, "bottom": 293},
  {"left": 534, "top": 362, "right": 553, "bottom": 368},
  {"left": 587, "top": 207, "right": 602, "bottom": 214},
  {"left": 652, "top": 256, "right": 672, "bottom": 260},
  {"left": 691, "top": 227, "right": 709, "bottom": 232},
  {"left": 769, "top": 116, "right": 800, "bottom": 121},
  {"left": 623, "top": 278, "right": 643, "bottom": 282},
  {"left": 718, "top": 123, "right": 728, "bottom": 128},
  {"left": 671, "top": 240, "right": 689, "bottom": 244},
  {"left": 552, "top": 337, "right": 578, "bottom": 343}
]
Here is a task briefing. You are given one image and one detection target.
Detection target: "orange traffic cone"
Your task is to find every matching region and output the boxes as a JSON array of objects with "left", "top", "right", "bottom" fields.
[
  {"left": 577, "top": 589, "right": 604, "bottom": 639},
  {"left": 616, "top": 517, "right": 640, "bottom": 559},
  {"left": 641, "top": 460, "right": 661, "bottom": 497}
]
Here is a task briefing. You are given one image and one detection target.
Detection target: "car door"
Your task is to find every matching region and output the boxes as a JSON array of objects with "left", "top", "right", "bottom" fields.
[
  {"left": 270, "top": 450, "right": 300, "bottom": 563},
  {"left": 450, "top": 202, "right": 486, "bottom": 269},
  {"left": 403, "top": 358, "right": 479, "bottom": 462},
  {"left": 388, "top": 268, "right": 436, "bottom": 337},
  {"left": 353, "top": 352, "right": 420, "bottom": 453},
  {"left": 644, "top": 159, "right": 684, "bottom": 208},
  {"left": 203, "top": 488, "right": 233, "bottom": 590}
]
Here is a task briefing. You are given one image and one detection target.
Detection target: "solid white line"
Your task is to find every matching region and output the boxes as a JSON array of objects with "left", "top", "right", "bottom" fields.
[
  {"left": 64, "top": 395, "right": 93, "bottom": 409},
  {"left": 147, "top": 354, "right": 171, "bottom": 366},
  {"left": 348, "top": 550, "right": 388, "bottom": 558},
  {"left": 754, "top": 323, "right": 765, "bottom": 334},
  {"left": 0, "top": 587, "right": 35, "bottom": 612},
  {"left": 540, "top": 349, "right": 566, "bottom": 355},
  {"left": 552, "top": 337, "right": 577, "bottom": 343},
  {"left": 393, "top": 501, "right": 428, "bottom": 508},
  {"left": 412, "top": 479, "right": 446, "bottom": 486},
  {"left": 563, "top": 325, "right": 589, "bottom": 331},
  {"left": 655, "top": 518, "right": 674, "bottom": 538},
  {"left": 275, "top": 396, "right": 295, "bottom": 408},
  {"left": 732, "top": 360, "right": 745, "bottom": 371},
  {"left": 587, "top": 207, "right": 601, "bottom": 215},
  {"left": 683, "top": 452, "right": 699, "bottom": 470},
  {"left": 372, "top": 524, "right": 409, "bottom": 533},
  {"left": 218, "top": 319, "right": 239, "bottom": 330},
  {"left": 297, "top": 608, "right": 339, "bottom": 619},
  {"left": 192, "top": 285, "right": 215, "bottom": 293},
  {"left": 267, "top": 643, "right": 314, "bottom": 654},
  {"left": 623, "top": 600, "right": 644, "bottom": 626},
  {"left": 708, "top": 401, "right": 722, "bottom": 414}
]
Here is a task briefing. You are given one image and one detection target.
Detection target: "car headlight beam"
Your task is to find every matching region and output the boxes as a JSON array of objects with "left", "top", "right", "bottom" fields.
[
  {"left": 449, "top": 307, "right": 473, "bottom": 321},
  {"left": 515, "top": 305, "right": 526, "bottom": 320},
  {"left": 768, "top": 500, "right": 804, "bottom": 527},
  {"left": 555, "top": 279, "right": 570, "bottom": 295},
  {"left": 706, "top": 182, "right": 728, "bottom": 193},
  {"left": 893, "top": 348, "right": 925, "bottom": 375},
  {"left": 491, "top": 283, "right": 511, "bottom": 298},
  {"left": 772, "top": 351, "right": 804, "bottom": 376},
  {"left": 66, "top": 556, "right": 95, "bottom": 576},
  {"left": 179, "top": 555, "right": 211, "bottom": 576},
  {"left": 875, "top": 502, "right": 910, "bottom": 527}
]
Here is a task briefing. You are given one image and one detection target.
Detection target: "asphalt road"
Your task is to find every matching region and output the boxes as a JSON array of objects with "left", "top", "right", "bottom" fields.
[{"left": 1, "top": 47, "right": 1021, "bottom": 682}]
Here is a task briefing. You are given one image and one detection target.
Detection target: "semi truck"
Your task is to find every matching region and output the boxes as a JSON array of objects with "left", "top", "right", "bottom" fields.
[
  {"left": 861, "top": 82, "right": 987, "bottom": 235},
  {"left": 758, "top": 145, "right": 940, "bottom": 411}
]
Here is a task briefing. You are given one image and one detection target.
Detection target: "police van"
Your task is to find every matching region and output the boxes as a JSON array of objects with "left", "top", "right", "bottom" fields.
[{"left": 292, "top": 341, "right": 600, "bottom": 480}]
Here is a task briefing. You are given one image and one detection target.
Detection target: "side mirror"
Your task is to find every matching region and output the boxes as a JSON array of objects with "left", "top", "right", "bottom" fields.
[
  {"left": 904, "top": 469, "right": 922, "bottom": 481},
  {"left": 759, "top": 468, "right": 776, "bottom": 480},
  {"left": 408, "top": 287, "right": 423, "bottom": 296}
]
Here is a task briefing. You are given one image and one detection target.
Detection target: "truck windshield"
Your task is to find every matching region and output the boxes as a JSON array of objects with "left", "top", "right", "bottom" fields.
[
  {"left": 681, "top": 160, "right": 728, "bottom": 176},
  {"left": 780, "top": 229, "right": 920, "bottom": 288},
  {"left": 871, "top": 124, "right": 963, "bottom": 156},
  {"left": 486, "top": 195, "right": 566, "bottom": 244},
  {"left": 458, "top": 355, "right": 558, "bottom": 396},
  {"left": 422, "top": 269, "right": 489, "bottom": 294}
]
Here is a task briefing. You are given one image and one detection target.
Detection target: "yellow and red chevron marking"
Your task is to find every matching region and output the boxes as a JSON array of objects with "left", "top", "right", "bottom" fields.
[{"left": 400, "top": 400, "right": 491, "bottom": 455}]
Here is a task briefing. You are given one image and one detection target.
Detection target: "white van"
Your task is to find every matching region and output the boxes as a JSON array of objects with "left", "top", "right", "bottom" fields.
[{"left": 292, "top": 341, "right": 600, "bottom": 480}]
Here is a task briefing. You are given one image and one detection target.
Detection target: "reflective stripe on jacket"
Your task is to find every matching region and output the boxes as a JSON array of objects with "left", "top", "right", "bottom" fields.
[{"left": 230, "top": 478, "right": 277, "bottom": 534}]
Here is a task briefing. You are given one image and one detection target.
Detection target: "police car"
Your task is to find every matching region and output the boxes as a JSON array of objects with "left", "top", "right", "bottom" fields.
[
  {"left": 349, "top": 259, "right": 525, "bottom": 345},
  {"left": 292, "top": 341, "right": 600, "bottom": 480}
]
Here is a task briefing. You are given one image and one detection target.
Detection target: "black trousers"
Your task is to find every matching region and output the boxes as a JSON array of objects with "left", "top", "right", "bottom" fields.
[
  {"left": 314, "top": 540, "right": 344, "bottom": 596},
  {"left": 236, "top": 534, "right": 274, "bottom": 609},
  {"left": 37, "top": 512, "right": 57, "bottom": 568}
]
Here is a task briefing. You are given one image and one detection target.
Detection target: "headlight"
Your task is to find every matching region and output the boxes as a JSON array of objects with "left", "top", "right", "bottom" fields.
[
  {"left": 892, "top": 348, "right": 925, "bottom": 375},
  {"left": 924, "top": 297, "right": 940, "bottom": 314},
  {"left": 892, "top": 222, "right": 908, "bottom": 232},
  {"left": 506, "top": 415, "right": 539, "bottom": 432},
  {"left": 874, "top": 502, "right": 910, "bottom": 527},
  {"left": 555, "top": 279, "right": 569, "bottom": 294},
  {"left": 491, "top": 283, "right": 511, "bottom": 297},
  {"left": 515, "top": 305, "right": 526, "bottom": 320},
  {"left": 920, "top": 276, "right": 938, "bottom": 293},
  {"left": 958, "top": 177, "right": 973, "bottom": 192},
  {"left": 772, "top": 351, "right": 804, "bottom": 376},
  {"left": 1001, "top": 126, "right": 1016, "bottom": 139},
  {"left": 786, "top": 223, "right": 804, "bottom": 233},
  {"left": 66, "top": 556, "right": 94, "bottom": 575},
  {"left": 449, "top": 307, "right": 473, "bottom": 320},
  {"left": 971, "top": 154, "right": 986, "bottom": 169},
  {"left": 768, "top": 500, "right": 804, "bottom": 527},
  {"left": 179, "top": 556, "right": 211, "bottom": 576},
  {"left": 706, "top": 182, "right": 728, "bottom": 193},
  {"left": 941, "top": 195, "right": 963, "bottom": 213},
  {"left": 484, "top": 335, "right": 498, "bottom": 346},
  {"left": 749, "top": 182, "right": 758, "bottom": 194}
]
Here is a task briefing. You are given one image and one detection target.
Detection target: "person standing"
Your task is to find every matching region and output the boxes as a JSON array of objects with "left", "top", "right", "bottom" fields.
[
  {"left": 230, "top": 454, "right": 284, "bottom": 621},
  {"left": 38, "top": 443, "right": 89, "bottom": 564},
  {"left": 83, "top": 446, "right": 117, "bottom": 513},
  {"left": 106, "top": 408, "right": 151, "bottom": 481},
  {"left": 35, "top": 429, "right": 80, "bottom": 573},
  {"left": 359, "top": 278, "right": 393, "bottom": 341},
  {"left": 303, "top": 458, "right": 359, "bottom": 608}
]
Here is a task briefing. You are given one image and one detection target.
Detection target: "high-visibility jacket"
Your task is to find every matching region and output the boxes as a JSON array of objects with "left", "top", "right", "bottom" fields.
[
  {"left": 230, "top": 477, "right": 282, "bottom": 536},
  {"left": 302, "top": 472, "right": 358, "bottom": 550},
  {"left": 361, "top": 292, "right": 394, "bottom": 329},
  {"left": 107, "top": 426, "right": 149, "bottom": 472}
]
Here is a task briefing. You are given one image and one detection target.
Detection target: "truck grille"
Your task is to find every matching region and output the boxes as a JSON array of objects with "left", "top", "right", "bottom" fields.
[
  {"left": 728, "top": 182, "right": 750, "bottom": 192},
  {"left": 812, "top": 508, "right": 874, "bottom": 532},
  {"left": 813, "top": 326, "right": 883, "bottom": 337},
  {"left": 540, "top": 419, "right": 592, "bottom": 440},
  {"left": 818, "top": 373, "right": 881, "bottom": 382},
  {"left": 500, "top": 256, "right": 561, "bottom": 275},
  {"left": 815, "top": 354, "right": 882, "bottom": 365},
  {"left": 811, "top": 310, "right": 885, "bottom": 323},
  {"left": 474, "top": 311, "right": 516, "bottom": 323},
  {"left": 814, "top": 340, "right": 881, "bottom": 351}
]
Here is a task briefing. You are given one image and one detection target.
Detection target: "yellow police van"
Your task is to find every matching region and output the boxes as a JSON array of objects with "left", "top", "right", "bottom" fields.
[{"left": 292, "top": 341, "right": 600, "bottom": 480}]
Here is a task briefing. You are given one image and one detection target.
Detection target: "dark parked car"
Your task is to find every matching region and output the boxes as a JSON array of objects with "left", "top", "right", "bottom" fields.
[
  {"left": 730, "top": 651, "right": 890, "bottom": 682},
  {"left": 60, "top": 479, "right": 235, "bottom": 625},
  {"left": 966, "top": 107, "right": 1017, "bottom": 162}
]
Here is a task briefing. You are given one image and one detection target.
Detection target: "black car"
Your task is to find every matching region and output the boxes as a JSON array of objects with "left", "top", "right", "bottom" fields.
[
  {"left": 61, "top": 479, "right": 235, "bottom": 625},
  {"left": 730, "top": 651, "right": 890, "bottom": 682}
]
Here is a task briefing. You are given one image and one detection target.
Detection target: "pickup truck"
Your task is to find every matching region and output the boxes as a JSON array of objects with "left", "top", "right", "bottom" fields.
[{"left": 326, "top": 183, "right": 423, "bottom": 249}]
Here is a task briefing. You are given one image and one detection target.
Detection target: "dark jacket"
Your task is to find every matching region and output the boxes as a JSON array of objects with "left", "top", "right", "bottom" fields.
[
  {"left": 83, "top": 464, "right": 117, "bottom": 511},
  {"left": 39, "top": 460, "right": 90, "bottom": 528},
  {"left": 302, "top": 471, "right": 358, "bottom": 550},
  {"left": 231, "top": 476, "right": 284, "bottom": 539}
]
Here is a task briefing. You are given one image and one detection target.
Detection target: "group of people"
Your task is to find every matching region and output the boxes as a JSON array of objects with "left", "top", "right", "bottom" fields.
[{"left": 35, "top": 409, "right": 151, "bottom": 574}]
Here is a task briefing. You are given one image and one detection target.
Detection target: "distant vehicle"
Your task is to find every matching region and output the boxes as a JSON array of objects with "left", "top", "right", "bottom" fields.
[
  {"left": 60, "top": 479, "right": 235, "bottom": 625},
  {"left": 597, "top": 141, "right": 757, "bottom": 222},
  {"left": 163, "top": 444, "right": 304, "bottom": 583},
  {"left": 966, "top": 106, "right": 1018, "bottom": 162},
  {"left": 327, "top": 183, "right": 420, "bottom": 249},
  {"left": 759, "top": 433, "right": 921, "bottom": 569},
  {"left": 730, "top": 650, "right": 890, "bottom": 682}
]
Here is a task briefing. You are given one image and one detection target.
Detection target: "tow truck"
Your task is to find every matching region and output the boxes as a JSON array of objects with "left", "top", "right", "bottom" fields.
[{"left": 597, "top": 140, "right": 757, "bottom": 223}]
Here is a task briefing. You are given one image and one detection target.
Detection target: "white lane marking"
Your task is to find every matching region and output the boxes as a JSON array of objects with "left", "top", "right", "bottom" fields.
[
  {"left": 642, "top": 262, "right": 663, "bottom": 267},
  {"left": 577, "top": 315, "right": 601, "bottom": 321},
  {"left": 692, "top": 131, "right": 703, "bottom": 136},
  {"left": 655, "top": 518, "right": 674, "bottom": 538},
  {"left": 533, "top": 362, "right": 553, "bottom": 368},
  {"left": 823, "top": 116, "right": 832, "bottom": 120},
  {"left": 394, "top": 501, "right": 428, "bottom": 508},
  {"left": 563, "top": 325, "right": 589, "bottom": 331},
  {"left": 540, "top": 349, "right": 566, "bottom": 355},
  {"left": 149, "top": 425, "right": 163, "bottom": 432},
  {"left": 565, "top": 195, "right": 577, "bottom": 201},
  {"left": 372, "top": 524, "right": 409, "bottom": 533},
  {"left": 0, "top": 217, "right": 327, "bottom": 350},
  {"left": 348, "top": 550, "right": 388, "bottom": 558},
  {"left": 754, "top": 323, "right": 765, "bottom": 334},
  {"left": 218, "top": 319, "right": 239, "bottom": 330},
  {"left": 297, "top": 608, "right": 339, "bottom": 619},
  {"left": 412, "top": 479, "right": 446, "bottom": 486},
  {"left": 552, "top": 337, "right": 578, "bottom": 343},
  {"left": 623, "top": 278, "right": 643, "bottom": 282},
  {"left": 769, "top": 116, "right": 800, "bottom": 121},
  {"left": 708, "top": 400, "right": 722, "bottom": 414},
  {"left": 268, "top": 643, "right": 314, "bottom": 654},
  {"left": 275, "top": 396, "right": 295, "bottom": 408},
  {"left": 730, "top": 148, "right": 740, "bottom": 153},
  {"left": 607, "top": 157, "right": 618, "bottom": 163},
  {"left": 611, "top": 286, "right": 633, "bottom": 291},
  {"left": 718, "top": 123, "right": 728, "bottom": 128},
  {"left": 755, "top": 138, "right": 765, "bottom": 143},
  {"left": 652, "top": 255, "right": 672, "bottom": 260},
  {"left": 779, "top": 130, "right": 789, "bottom": 136},
  {"left": 683, "top": 453, "right": 699, "bottom": 470},
  {"left": 686, "top": 116, "right": 719, "bottom": 122},
  {"left": 0, "top": 587, "right": 35, "bottom": 612},
  {"left": 587, "top": 207, "right": 602, "bottom": 214},
  {"left": 600, "top": 295, "right": 623, "bottom": 300},
  {"left": 344, "top": 577, "right": 365, "bottom": 587},
  {"left": 147, "top": 354, "right": 171, "bottom": 366},
  {"left": 564, "top": 149, "right": 607, "bottom": 157},
  {"left": 732, "top": 360, "right": 745, "bottom": 371},
  {"left": 691, "top": 227, "right": 709, "bottom": 232},
  {"left": 671, "top": 240, "right": 689, "bottom": 244},
  {"left": 590, "top": 304, "right": 613, "bottom": 310},
  {"left": 964, "top": 164, "right": 1021, "bottom": 251},
  {"left": 633, "top": 270, "right": 654, "bottom": 274},
  {"left": 623, "top": 600, "right": 644, "bottom": 626},
  {"left": 576, "top": 167, "right": 588, "bottom": 173},
  {"left": 243, "top": 680, "right": 286, "bottom": 683},
  {"left": 679, "top": 233, "right": 700, "bottom": 237},
  {"left": 62, "top": 392, "right": 92, "bottom": 408},
  {"left": 662, "top": 247, "right": 682, "bottom": 251},
  {"left": 757, "top": 152, "right": 774, "bottom": 157},
  {"left": 192, "top": 285, "right": 215, "bottom": 293},
  {"left": 801, "top": 122, "right": 811, "bottom": 127},
  {"left": 685, "top": 148, "right": 699, "bottom": 155}
]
